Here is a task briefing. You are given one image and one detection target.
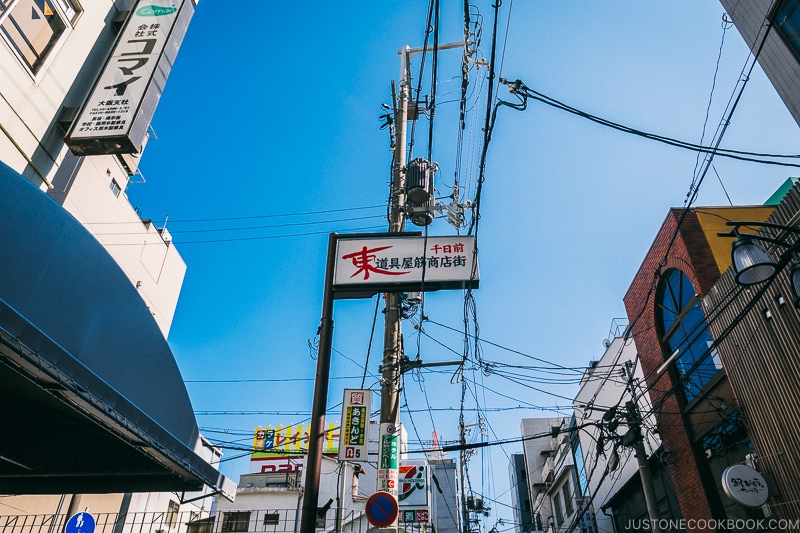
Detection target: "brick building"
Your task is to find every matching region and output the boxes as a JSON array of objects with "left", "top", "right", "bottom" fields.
[{"left": 623, "top": 204, "right": 775, "bottom": 528}]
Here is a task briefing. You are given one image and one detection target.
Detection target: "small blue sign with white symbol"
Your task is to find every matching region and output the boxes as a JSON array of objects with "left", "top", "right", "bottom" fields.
[{"left": 65, "top": 512, "right": 96, "bottom": 533}]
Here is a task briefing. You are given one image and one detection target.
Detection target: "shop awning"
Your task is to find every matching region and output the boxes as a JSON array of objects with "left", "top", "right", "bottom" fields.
[{"left": 0, "top": 161, "right": 234, "bottom": 500}]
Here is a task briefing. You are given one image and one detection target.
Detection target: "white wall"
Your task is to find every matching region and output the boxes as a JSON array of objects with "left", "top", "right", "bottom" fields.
[
  {"left": 54, "top": 153, "right": 186, "bottom": 336},
  {"left": 572, "top": 337, "right": 659, "bottom": 533},
  {"left": 0, "top": 0, "right": 187, "bottom": 337},
  {"left": 519, "top": 417, "right": 566, "bottom": 531},
  {"left": 0, "top": 1, "right": 128, "bottom": 189}
]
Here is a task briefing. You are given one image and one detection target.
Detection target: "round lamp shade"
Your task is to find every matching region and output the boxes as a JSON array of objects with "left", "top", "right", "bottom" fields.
[
  {"left": 732, "top": 236, "right": 776, "bottom": 285},
  {"left": 791, "top": 261, "right": 800, "bottom": 307}
]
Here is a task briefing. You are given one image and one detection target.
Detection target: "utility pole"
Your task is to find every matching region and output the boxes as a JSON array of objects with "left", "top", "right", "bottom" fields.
[
  {"left": 459, "top": 423, "right": 469, "bottom": 533},
  {"left": 623, "top": 360, "right": 662, "bottom": 533},
  {"left": 380, "top": 44, "right": 410, "bottom": 427},
  {"left": 377, "top": 40, "right": 466, "bottom": 530},
  {"left": 374, "top": 46, "right": 410, "bottom": 522}
]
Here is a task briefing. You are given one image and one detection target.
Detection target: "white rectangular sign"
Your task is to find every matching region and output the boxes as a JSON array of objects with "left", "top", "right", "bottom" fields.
[
  {"left": 333, "top": 235, "right": 478, "bottom": 295},
  {"left": 67, "top": 0, "right": 183, "bottom": 150},
  {"left": 338, "top": 389, "right": 371, "bottom": 462},
  {"left": 398, "top": 460, "right": 430, "bottom": 508}
]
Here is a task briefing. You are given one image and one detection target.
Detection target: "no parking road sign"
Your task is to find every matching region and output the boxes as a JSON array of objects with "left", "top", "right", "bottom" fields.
[
  {"left": 65, "top": 513, "right": 95, "bottom": 533},
  {"left": 365, "top": 492, "right": 399, "bottom": 528}
]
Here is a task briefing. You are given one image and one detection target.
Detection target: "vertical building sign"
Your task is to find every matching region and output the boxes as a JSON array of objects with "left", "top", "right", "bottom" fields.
[
  {"left": 66, "top": 0, "right": 192, "bottom": 155},
  {"left": 338, "top": 389, "right": 371, "bottom": 462},
  {"left": 378, "top": 423, "right": 400, "bottom": 496},
  {"left": 398, "top": 460, "right": 431, "bottom": 524}
]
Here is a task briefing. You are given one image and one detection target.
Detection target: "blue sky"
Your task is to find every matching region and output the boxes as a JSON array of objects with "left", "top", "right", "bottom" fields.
[{"left": 131, "top": 0, "right": 800, "bottom": 521}]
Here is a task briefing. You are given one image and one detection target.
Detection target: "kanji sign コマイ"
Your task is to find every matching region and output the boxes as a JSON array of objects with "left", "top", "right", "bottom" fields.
[{"left": 66, "top": 0, "right": 189, "bottom": 155}]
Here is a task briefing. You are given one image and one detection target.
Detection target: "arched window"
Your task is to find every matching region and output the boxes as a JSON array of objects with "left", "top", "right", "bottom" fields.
[{"left": 656, "top": 269, "right": 722, "bottom": 402}]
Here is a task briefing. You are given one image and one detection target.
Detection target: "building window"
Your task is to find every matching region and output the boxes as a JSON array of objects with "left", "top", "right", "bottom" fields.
[
  {"left": 553, "top": 492, "right": 563, "bottom": 526},
  {"left": 262, "top": 513, "right": 280, "bottom": 527},
  {"left": 109, "top": 179, "right": 121, "bottom": 197},
  {"left": 563, "top": 481, "right": 574, "bottom": 517},
  {"left": 186, "top": 517, "right": 214, "bottom": 533},
  {"left": 656, "top": 269, "right": 722, "bottom": 402},
  {"left": 0, "top": 0, "right": 80, "bottom": 77},
  {"left": 570, "top": 415, "right": 589, "bottom": 497},
  {"left": 221, "top": 511, "right": 251, "bottom": 533},
  {"left": 775, "top": 0, "right": 800, "bottom": 59},
  {"left": 165, "top": 500, "right": 179, "bottom": 529}
]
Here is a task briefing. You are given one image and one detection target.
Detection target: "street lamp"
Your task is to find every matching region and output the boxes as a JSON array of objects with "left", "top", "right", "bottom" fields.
[
  {"left": 720, "top": 221, "right": 800, "bottom": 306},
  {"left": 730, "top": 234, "right": 777, "bottom": 285}
]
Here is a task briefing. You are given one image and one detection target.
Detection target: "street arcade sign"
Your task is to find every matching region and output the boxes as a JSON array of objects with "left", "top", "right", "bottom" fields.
[{"left": 332, "top": 234, "right": 478, "bottom": 299}]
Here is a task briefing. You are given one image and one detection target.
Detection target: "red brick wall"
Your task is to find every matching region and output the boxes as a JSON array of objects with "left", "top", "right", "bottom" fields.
[{"left": 623, "top": 209, "right": 722, "bottom": 530}]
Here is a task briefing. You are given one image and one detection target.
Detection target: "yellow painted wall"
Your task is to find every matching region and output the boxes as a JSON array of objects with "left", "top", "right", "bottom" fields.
[{"left": 694, "top": 206, "right": 776, "bottom": 275}]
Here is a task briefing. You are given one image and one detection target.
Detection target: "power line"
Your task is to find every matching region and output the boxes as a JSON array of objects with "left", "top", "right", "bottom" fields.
[
  {"left": 102, "top": 225, "right": 385, "bottom": 245},
  {"left": 90, "top": 215, "right": 385, "bottom": 235},
  {"left": 86, "top": 204, "right": 386, "bottom": 225}
]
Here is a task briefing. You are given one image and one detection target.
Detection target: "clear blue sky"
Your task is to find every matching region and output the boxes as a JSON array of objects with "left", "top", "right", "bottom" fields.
[{"left": 130, "top": 0, "right": 800, "bottom": 522}]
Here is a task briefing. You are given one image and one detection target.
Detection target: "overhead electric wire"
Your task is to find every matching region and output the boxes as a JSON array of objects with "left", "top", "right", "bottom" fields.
[
  {"left": 91, "top": 215, "right": 384, "bottom": 235},
  {"left": 692, "top": 13, "right": 732, "bottom": 181},
  {"left": 467, "top": 0, "right": 502, "bottom": 238},
  {"left": 426, "top": 318, "right": 597, "bottom": 374},
  {"left": 504, "top": 81, "right": 800, "bottom": 167},
  {"left": 185, "top": 375, "right": 363, "bottom": 383},
  {"left": 102, "top": 225, "right": 386, "bottom": 245},
  {"left": 401, "top": 383, "right": 460, "bottom": 526},
  {"left": 427, "top": 0, "right": 440, "bottom": 163},
  {"left": 361, "top": 295, "right": 381, "bottom": 389},
  {"left": 406, "top": 0, "right": 436, "bottom": 161},
  {"left": 405, "top": 420, "right": 597, "bottom": 455},
  {"left": 623, "top": 5, "right": 779, "bottom": 349},
  {"left": 195, "top": 406, "right": 561, "bottom": 417},
  {"left": 87, "top": 204, "right": 386, "bottom": 225}
]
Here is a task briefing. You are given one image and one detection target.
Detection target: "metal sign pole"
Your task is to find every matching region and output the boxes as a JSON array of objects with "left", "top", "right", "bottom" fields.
[{"left": 299, "top": 233, "right": 338, "bottom": 533}]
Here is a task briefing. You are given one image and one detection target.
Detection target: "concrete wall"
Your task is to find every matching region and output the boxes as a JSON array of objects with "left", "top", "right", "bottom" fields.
[
  {"left": 0, "top": 0, "right": 187, "bottom": 336},
  {"left": 520, "top": 418, "right": 565, "bottom": 531},
  {"left": 49, "top": 152, "right": 186, "bottom": 335},
  {"left": 0, "top": 1, "right": 130, "bottom": 188},
  {"left": 573, "top": 337, "right": 660, "bottom": 533},
  {"left": 430, "top": 460, "right": 460, "bottom": 533}
]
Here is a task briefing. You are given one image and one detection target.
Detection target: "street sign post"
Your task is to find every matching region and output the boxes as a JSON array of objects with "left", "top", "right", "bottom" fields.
[
  {"left": 299, "top": 233, "right": 479, "bottom": 533},
  {"left": 65, "top": 513, "right": 95, "bottom": 533},
  {"left": 366, "top": 492, "right": 399, "bottom": 528}
]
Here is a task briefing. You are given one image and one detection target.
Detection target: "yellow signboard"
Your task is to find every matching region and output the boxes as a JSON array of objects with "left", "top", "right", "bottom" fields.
[{"left": 251, "top": 424, "right": 339, "bottom": 458}]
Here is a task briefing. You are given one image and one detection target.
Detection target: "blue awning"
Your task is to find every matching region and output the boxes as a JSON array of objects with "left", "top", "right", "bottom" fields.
[{"left": 0, "top": 160, "right": 232, "bottom": 499}]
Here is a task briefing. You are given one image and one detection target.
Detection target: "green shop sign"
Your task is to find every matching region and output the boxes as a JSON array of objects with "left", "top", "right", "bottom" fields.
[
  {"left": 136, "top": 5, "right": 178, "bottom": 16},
  {"left": 380, "top": 434, "right": 398, "bottom": 469}
]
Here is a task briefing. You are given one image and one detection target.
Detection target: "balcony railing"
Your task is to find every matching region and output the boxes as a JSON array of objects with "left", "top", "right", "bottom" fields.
[{"left": 0, "top": 508, "right": 432, "bottom": 533}]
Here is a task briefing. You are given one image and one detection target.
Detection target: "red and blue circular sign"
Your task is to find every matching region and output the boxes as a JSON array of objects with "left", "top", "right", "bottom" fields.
[{"left": 365, "top": 492, "right": 399, "bottom": 528}]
